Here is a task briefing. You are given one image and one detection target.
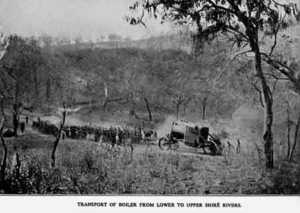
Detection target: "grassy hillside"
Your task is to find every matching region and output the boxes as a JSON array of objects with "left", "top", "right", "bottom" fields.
[{"left": 1, "top": 29, "right": 299, "bottom": 195}]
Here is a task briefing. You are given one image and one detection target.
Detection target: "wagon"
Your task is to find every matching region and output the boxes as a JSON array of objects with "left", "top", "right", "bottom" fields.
[{"left": 158, "top": 120, "right": 223, "bottom": 155}]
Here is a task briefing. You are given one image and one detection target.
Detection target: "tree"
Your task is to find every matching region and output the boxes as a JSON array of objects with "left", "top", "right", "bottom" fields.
[
  {"left": 38, "top": 41, "right": 69, "bottom": 109},
  {"left": 144, "top": 97, "right": 152, "bottom": 121},
  {"left": 283, "top": 91, "right": 300, "bottom": 162},
  {"left": 108, "top": 34, "right": 123, "bottom": 48},
  {"left": 128, "top": 0, "right": 299, "bottom": 169},
  {"left": 171, "top": 74, "right": 195, "bottom": 119},
  {"left": 0, "top": 92, "right": 7, "bottom": 192},
  {"left": 0, "top": 35, "right": 38, "bottom": 135},
  {"left": 57, "top": 36, "right": 71, "bottom": 46},
  {"left": 75, "top": 36, "right": 83, "bottom": 51},
  {"left": 0, "top": 34, "right": 9, "bottom": 60},
  {"left": 201, "top": 95, "right": 208, "bottom": 119},
  {"left": 26, "top": 37, "right": 45, "bottom": 101},
  {"left": 50, "top": 102, "right": 67, "bottom": 168},
  {"left": 289, "top": 112, "right": 300, "bottom": 162},
  {"left": 0, "top": 34, "right": 9, "bottom": 192},
  {"left": 39, "top": 34, "right": 53, "bottom": 49}
]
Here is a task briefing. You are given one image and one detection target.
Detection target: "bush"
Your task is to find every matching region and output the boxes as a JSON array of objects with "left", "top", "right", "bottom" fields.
[{"left": 2, "top": 138, "right": 299, "bottom": 195}]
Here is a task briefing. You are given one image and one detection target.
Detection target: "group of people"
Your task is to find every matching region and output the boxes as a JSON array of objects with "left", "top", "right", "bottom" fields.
[
  {"left": 32, "top": 118, "right": 158, "bottom": 146},
  {"left": 32, "top": 119, "right": 59, "bottom": 136}
]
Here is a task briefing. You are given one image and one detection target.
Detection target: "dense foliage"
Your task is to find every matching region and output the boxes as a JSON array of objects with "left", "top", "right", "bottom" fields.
[{"left": 0, "top": 34, "right": 257, "bottom": 120}]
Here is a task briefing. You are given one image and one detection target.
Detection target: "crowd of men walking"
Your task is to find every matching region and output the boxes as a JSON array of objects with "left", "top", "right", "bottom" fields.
[{"left": 32, "top": 118, "right": 157, "bottom": 146}]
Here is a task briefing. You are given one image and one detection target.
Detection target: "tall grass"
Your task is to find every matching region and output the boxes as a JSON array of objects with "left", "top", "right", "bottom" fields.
[{"left": 1, "top": 136, "right": 299, "bottom": 194}]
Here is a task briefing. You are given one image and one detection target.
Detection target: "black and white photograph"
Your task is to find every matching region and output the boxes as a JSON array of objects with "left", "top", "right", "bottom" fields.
[{"left": 0, "top": 0, "right": 300, "bottom": 196}]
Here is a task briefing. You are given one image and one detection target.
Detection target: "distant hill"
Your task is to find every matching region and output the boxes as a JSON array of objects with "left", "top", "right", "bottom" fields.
[{"left": 55, "top": 33, "right": 193, "bottom": 53}]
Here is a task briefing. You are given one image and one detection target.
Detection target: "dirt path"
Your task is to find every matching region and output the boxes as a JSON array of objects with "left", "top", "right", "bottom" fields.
[
  {"left": 22, "top": 109, "right": 262, "bottom": 157},
  {"left": 19, "top": 115, "right": 218, "bottom": 159}
]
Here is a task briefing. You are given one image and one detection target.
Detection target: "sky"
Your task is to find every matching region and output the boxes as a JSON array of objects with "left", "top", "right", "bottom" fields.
[
  {"left": 0, "top": 0, "right": 298, "bottom": 41},
  {"left": 0, "top": 0, "right": 171, "bottom": 40}
]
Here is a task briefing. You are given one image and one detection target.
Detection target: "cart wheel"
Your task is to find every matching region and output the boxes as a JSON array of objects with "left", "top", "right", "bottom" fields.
[
  {"left": 158, "top": 137, "right": 171, "bottom": 151},
  {"left": 203, "top": 147, "right": 210, "bottom": 154},
  {"left": 209, "top": 142, "right": 218, "bottom": 156},
  {"left": 171, "top": 141, "right": 180, "bottom": 150}
]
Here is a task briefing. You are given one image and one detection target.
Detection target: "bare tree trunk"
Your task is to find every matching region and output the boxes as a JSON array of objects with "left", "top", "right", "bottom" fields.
[
  {"left": 288, "top": 113, "right": 300, "bottom": 162},
  {"left": 46, "top": 76, "right": 51, "bottom": 102},
  {"left": 0, "top": 36, "right": 9, "bottom": 61},
  {"left": 202, "top": 96, "right": 208, "bottom": 120},
  {"left": 254, "top": 44, "right": 274, "bottom": 169},
  {"left": 12, "top": 103, "right": 20, "bottom": 137},
  {"left": 14, "top": 152, "right": 21, "bottom": 181},
  {"left": 172, "top": 97, "right": 175, "bottom": 110},
  {"left": 286, "top": 101, "right": 291, "bottom": 159},
  {"left": 0, "top": 36, "right": 10, "bottom": 192},
  {"left": 12, "top": 109, "right": 19, "bottom": 136},
  {"left": 0, "top": 137, "right": 7, "bottom": 191},
  {"left": 129, "top": 102, "right": 139, "bottom": 122},
  {"left": 0, "top": 119, "right": 7, "bottom": 192},
  {"left": 50, "top": 103, "right": 67, "bottom": 168},
  {"left": 12, "top": 82, "right": 20, "bottom": 136},
  {"left": 176, "top": 97, "right": 185, "bottom": 120},
  {"left": 103, "top": 98, "right": 122, "bottom": 110},
  {"left": 215, "top": 98, "right": 222, "bottom": 117},
  {"left": 0, "top": 97, "right": 7, "bottom": 192},
  {"left": 176, "top": 101, "right": 180, "bottom": 120},
  {"left": 144, "top": 97, "right": 152, "bottom": 122},
  {"left": 34, "top": 67, "right": 39, "bottom": 98}
]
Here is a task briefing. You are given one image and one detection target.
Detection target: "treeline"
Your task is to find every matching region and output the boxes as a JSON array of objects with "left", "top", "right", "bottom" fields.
[
  {"left": 0, "top": 34, "right": 253, "bottom": 123},
  {"left": 56, "top": 37, "right": 257, "bottom": 120},
  {"left": 0, "top": 30, "right": 299, "bottom": 173},
  {"left": 1, "top": 33, "right": 298, "bottom": 128}
]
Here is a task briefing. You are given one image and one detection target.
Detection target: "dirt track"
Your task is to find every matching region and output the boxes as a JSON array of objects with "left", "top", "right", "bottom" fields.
[
  {"left": 19, "top": 115, "right": 219, "bottom": 159},
  {"left": 21, "top": 106, "right": 269, "bottom": 159}
]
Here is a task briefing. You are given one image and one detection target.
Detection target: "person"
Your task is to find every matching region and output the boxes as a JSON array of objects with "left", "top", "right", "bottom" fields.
[
  {"left": 25, "top": 116, "right": 29, "bottom": 124},
  {"left": 226, "top": 141, "right": 235, "bottom": 156},
  {"left": 61, "top": 131, "right": 66, "bottom": 140},
  {"left": 236, "top": 139, "right": 241, "bottom": 154},
  {"left": 20, "top": 122, "right": 25, "bottom": 134},
  {"left": 141, "top": 130, "right": 145, "bottom": 142}
]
